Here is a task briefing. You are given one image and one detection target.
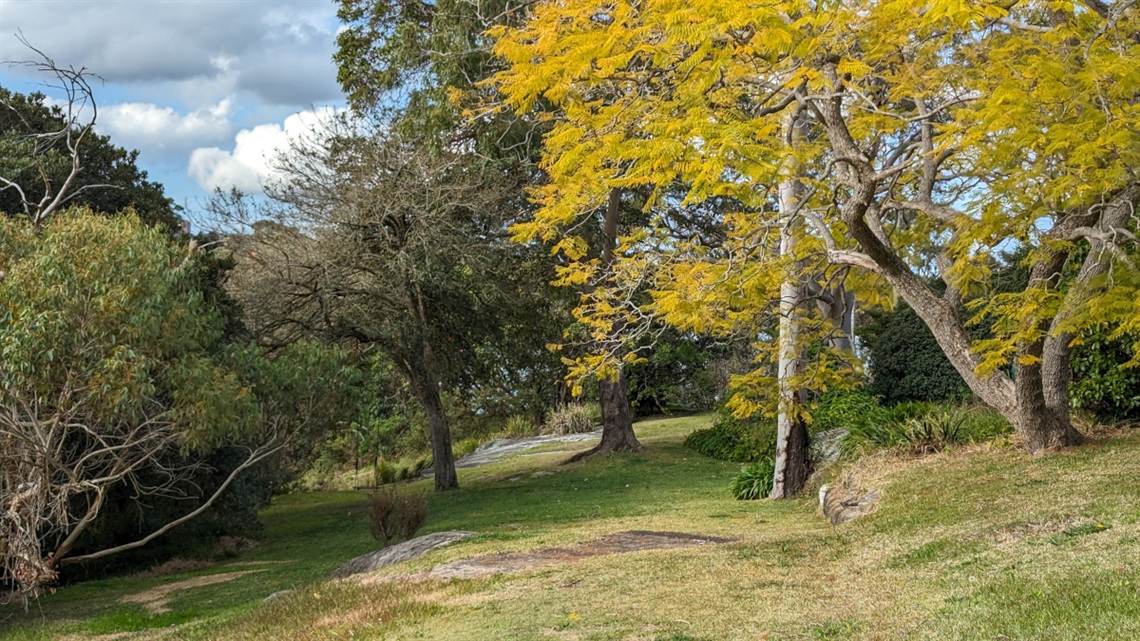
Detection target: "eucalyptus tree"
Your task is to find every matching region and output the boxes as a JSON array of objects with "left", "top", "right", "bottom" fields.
[
  {"left": 0, "top": 48, "right": 178, "bottom": 230},
  {"left": 334, "top": 1, "right": 648, "bottom": 460},
  {"left": 0, "top": 212, "right": 311, "bottom": 600},
  {"left": 221, "top": 117, "right": 527, "bottom": 490}
]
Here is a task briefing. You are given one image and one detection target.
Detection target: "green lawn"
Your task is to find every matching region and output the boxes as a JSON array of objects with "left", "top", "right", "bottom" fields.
[{"left": 5, "top": 415, "right": 1140, "bottom": 640}]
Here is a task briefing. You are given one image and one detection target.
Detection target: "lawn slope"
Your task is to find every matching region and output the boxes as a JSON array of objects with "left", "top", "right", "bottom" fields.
[{"left": 4, "top": 415, "right": 1140, "bottom": 640}]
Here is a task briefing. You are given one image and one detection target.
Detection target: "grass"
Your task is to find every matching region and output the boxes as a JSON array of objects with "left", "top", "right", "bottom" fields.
[{"left": 5, "top": 414, "right": 1140, "bottom": 639}]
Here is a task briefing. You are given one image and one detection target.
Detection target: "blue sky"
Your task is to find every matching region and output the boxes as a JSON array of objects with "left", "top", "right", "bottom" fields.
[{"left": 0, "top": 0, "right": 348, "bottom": 223}]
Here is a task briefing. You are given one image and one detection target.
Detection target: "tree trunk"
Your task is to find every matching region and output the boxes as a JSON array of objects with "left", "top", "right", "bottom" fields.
[
  {"left": 772, "top": 111, "right": 810, "bottom": 499},
  {"left": 417, "top": 377, "right": 458, "bottom": 491},
  {"left": 406, "top": 345, "right": 458, "bottom": 491},
  {"left": 567, "top": 369, "right": 642, "bottom": 462},
  {"left": 567, "top": 188, "right": 643, "bottom": 463}
]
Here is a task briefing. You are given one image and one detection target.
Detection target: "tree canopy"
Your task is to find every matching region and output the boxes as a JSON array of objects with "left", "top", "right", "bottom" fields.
[{"left": 492, "top": 0, "right": 1140, "bottom": 454}]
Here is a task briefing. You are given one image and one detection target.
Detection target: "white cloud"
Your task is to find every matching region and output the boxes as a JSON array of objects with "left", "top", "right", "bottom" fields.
[
  {"left": 188, "top": 108, "right": 339, "bottom": 194},
  {"left": 1, "top": 0, "right": 342, "bottom": 108},
  {"left": 99, "top": 99, "right": 233, "bottom": 155}
]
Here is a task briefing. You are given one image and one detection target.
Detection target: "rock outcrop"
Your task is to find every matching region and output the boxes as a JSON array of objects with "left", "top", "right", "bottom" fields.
[{"left": 332, "top": 531, "right": 476, "bottom": 578}]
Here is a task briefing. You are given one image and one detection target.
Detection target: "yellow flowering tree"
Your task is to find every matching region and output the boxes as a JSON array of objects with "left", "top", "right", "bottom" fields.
[{"left": 492, "top": 0, "right": 1140, "bottom": 472}]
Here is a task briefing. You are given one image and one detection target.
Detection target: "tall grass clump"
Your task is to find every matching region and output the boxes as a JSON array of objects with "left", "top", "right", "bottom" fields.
[
  {"left": 544, "top": 404, "right": 598, "bottom": 435},
  {"left": 731, "top": 459, "right": 775, "bottom": 500}
]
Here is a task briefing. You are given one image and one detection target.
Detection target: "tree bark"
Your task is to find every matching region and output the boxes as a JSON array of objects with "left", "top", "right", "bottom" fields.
[
  {"left": 772, "top": 111, "right": 811, "bottom": 499},
  {"left": 567, "top": 369, "right": 643, "bottom": 463},
  {"left": 406, "top": 343, "right": 459, "bottom": 491},
  {"left": 567, "top": 188, "right": 643, "bottom": 463},
  {"left": 413, "top": 375, "right": 458, "bottom": 491}
]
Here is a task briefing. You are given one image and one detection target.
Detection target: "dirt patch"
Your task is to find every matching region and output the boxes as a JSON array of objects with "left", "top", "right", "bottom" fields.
[
  {"left": 427, "top": 531, "right": 735, "bottom": 580},
  {"left": 120, "top": 570, "right": 264, "bottom": 614}
]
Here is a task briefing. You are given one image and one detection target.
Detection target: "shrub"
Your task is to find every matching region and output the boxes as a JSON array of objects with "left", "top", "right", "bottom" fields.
[
  {"left": 841, "top": 403, "right": 1011, "bottom": 454},
  {"left": 375, "top": 458, "right": 396, "bottom": 485},
  {"left": 684, "top": 407, "right": 776, "bottom": 462},
  {"left": 1070, "top": 325, "right": 1140, "bottom": 422},
  {"left": 811, "top": 389, "right": 880, "bottom": 433},
  {"left": 453, "top": 437, "right": 482, "bottom": 459},
  {"left": 366, "top": 489, "right": 428, "bottom": 547},
  {"left": 544, "top": 404, "right": 598, "bottom": 435},
  {"left": 731, "top": 459, "right": 775, "bottom": 500},
  {"left": 859, "top": 303, "right": 971, "bottom": 404},
  {"left": 502, "top": 415, "right": 537, "bottom": 438}
]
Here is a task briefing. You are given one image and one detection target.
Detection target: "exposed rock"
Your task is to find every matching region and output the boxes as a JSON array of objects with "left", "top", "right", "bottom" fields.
[
  {"left": 810, "top": 428, "right": 848, "bottom": 464},
  {"left": 427, "top": 530, "right": 735, "bottom": 580},
  {"left": 332, "top": 531, "right": 477, "bottom": 578},
  {"left": 263, "top": 589, "right": 293, "bottom": 603},
  {"left": 531, "top": 471, "right": 555, "bottom": 478},
  {"left": 439, "top": 430, "right": 603, "bottom": 474},
  {"left": 819, "top": 484, "right": 881, "bottom": 525}
]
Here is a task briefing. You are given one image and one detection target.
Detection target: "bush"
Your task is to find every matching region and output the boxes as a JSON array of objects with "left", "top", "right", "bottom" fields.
[
  {"left": 544, "top": 404, "right": 598, "bottom": 435},
  {"left": 841, "top": 403, "right": 1012, "bottom": 454},
  {"left": 366, "top": 489, "right": 428, "bottom": 547},
  {"left": 811, "top": 389, "right": 880, "bottom": 433},
  {"left": 1070, "top": 325, "right": 1140, "bottom": 422},
  {"left": 731, "top": 459, "right": 775, "bottom": 500},
  {"left": 501, "top": 415, "right": 537, "bottom": 438},
  {"left": 453, "top": 437, "right": 482, "bottom": 459},
  {"left": 859, "top": 303, "right": 971, "bottom": 404},
  {"left": 684, "top": 407, "right": 776, "bottom": 463},
  {"left": 375, "top": 458, "right": 396, "bottom": 485}
]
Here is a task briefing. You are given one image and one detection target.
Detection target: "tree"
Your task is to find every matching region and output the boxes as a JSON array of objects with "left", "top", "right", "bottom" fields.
[
  {"left": 0, "top": 48, "right": 179, "bottom": 231},
  {"left": 218, "top": 118, "right": 526, "bottom": 491},
  {"left": 492, "top": 0, "right": 1140, "bottom": 456},
  {"left": 335, "top": 1, "right": 643, "bottom": 461},
  {"left": 0, "top": 211, "right": 288, "bottom": 600}
]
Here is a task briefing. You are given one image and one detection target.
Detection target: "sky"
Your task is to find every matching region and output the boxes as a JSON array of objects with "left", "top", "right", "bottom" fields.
[{"left": 0, "top": 0, "right": 348, "bottom": 224}]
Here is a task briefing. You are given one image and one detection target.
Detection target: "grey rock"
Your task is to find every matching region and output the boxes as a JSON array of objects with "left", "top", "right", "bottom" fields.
[
  {"left": 531, "top": 471, "right": 555, "bottom": 478},
  {"left": 422, "top": 430, "right": 602, "bottom": 477},
  {"left": 263, "top": 589, "right": 293, "bottom": 603},
  {"left": 810, "top": 428, "right": 848, "bottom": 464},
  {"left": 332, "top": 531, "right": 477, "bottom": 578},
  {"left": 819, "top": 484, "right": 881, "bottom": 525}
]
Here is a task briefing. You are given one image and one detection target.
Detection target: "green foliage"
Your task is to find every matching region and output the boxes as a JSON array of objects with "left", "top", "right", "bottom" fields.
[
  {"left": 841, "top": 404, "right": 1012, "bottom": 454},
  {"left": 858, "top": 304, "right": 970, "bottom": 404},
  {"left": 0, "top": 88, "right": 181, "bottom": 232},
  {"left": 811, "top": 389, "right": 880, "bottom": 433},
  {"left": 1070, "top": 325, "right": 1140, "bottom": 422},
  {"left": 731, "top": 459, "right": 775, "bottom": 500},
  {"left": 684, "top": 407, "right": 775, "bottom": 463},
  {"left": 0, "top": 210, "right": 258, "bottom": 446},
  {"left": 625, "top": 335, "right": 718, "bottom": 417},
  {"left": 375, "top": 458, "right": 396, "bottom": 485}
]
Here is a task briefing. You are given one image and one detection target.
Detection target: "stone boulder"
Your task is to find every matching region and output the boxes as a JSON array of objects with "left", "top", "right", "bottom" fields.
[
  {"left": 819, "top": 484, "right": 881, "bottom": 525},
  {"left": 810, "top": 428, "right": 848, "bottom": 464},
  {"left": 332, "top": 531, "right": 476, "bottom": 578}
]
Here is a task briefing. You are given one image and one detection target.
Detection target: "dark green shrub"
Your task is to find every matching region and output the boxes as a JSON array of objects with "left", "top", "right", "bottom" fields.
[
  {"left": 626, "top": 336, "right": 718, "bottom": 417},
  {"left": 367, "top": 489, "right": 428, "bottom": 547},
  {"left": 859, "top": 303, "right": 971, "bottom": 404},
  {"left": 841, "top": 403, "right": 1011, "bottom": 454},
  {"left": 1071, "top": 325, "right": 1140, "bottom": 422},
  {"left": 811, "top": 389, "right": 880, "bottom": 433},
  {"left": 684, "top": 407, "right": 776, "bottom": 462},
  {"left": 731, "top": 459, "right": 775, "bottom": 500}
]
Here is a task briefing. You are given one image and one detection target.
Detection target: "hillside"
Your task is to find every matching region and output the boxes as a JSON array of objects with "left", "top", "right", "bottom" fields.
[{"left": 4, "top": 414, "right": 1140, "bottom": 640}]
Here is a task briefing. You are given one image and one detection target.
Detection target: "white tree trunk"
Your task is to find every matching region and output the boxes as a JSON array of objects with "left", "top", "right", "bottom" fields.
[{"left": 771, "top": 112, "right": 810, "bottom": 499}]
